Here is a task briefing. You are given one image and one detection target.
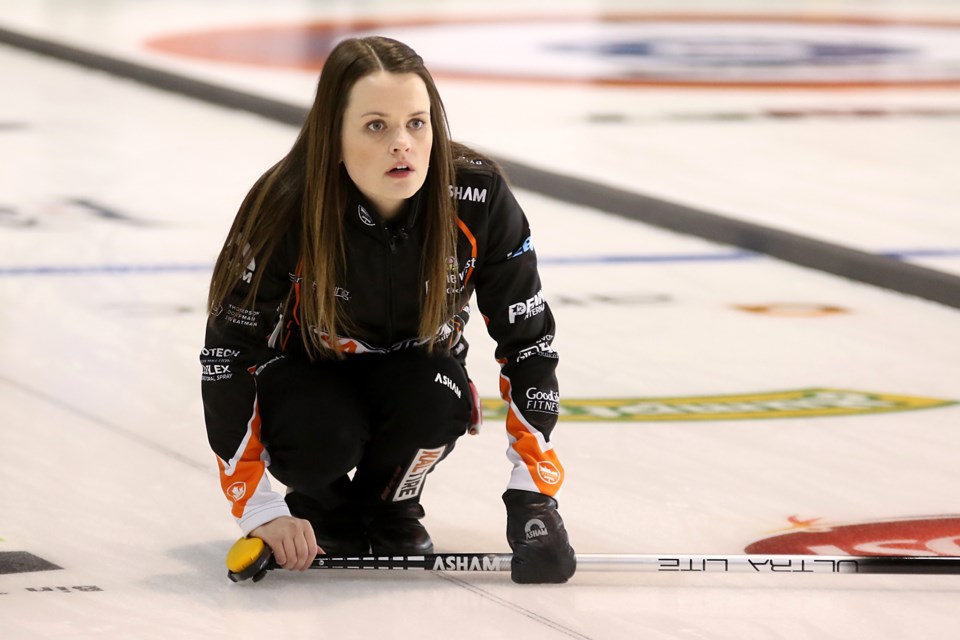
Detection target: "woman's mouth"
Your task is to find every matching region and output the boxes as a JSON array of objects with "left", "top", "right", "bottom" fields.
[{"left": 387, "top": 164, "right": 413, "bottom": 179}]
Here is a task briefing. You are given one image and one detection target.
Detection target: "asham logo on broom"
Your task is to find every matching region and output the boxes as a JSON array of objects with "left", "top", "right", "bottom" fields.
[{"left": 481, "top": 388, "right": 956, "bottom": 422}]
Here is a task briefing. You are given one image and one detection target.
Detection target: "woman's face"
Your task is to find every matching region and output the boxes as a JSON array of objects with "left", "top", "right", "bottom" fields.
[{"left": 341, "top": 71, "right": 433, "bottom": 219}]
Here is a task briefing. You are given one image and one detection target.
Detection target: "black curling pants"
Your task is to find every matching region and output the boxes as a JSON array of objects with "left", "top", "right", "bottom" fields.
[{"left": 253, "top": 348, "right": 472, "bottom": 515}]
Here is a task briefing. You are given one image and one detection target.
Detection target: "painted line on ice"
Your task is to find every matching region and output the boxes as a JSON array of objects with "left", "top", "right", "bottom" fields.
[
  {"left": 0, "top": 253, "right": 753, "bottom": 276},
  {"left": 0, "top": 264, "right": 212, "bottom": 276},
  {"left": 0, "top": 249, "right": 957, "bottom": 276}
]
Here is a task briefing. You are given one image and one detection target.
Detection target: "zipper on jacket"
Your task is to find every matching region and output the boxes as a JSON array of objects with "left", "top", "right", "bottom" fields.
[{"left": 382, "top": 225, "right": 396, "bottom": 342}]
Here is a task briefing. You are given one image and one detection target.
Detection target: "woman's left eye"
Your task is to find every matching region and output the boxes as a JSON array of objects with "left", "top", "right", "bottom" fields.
[{"left": 409, "top": 119, "right": 425, "bottom": 130}]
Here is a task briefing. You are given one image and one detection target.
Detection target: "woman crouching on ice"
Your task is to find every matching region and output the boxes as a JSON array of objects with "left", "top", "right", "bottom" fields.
[{"left": 201, "top": 36, "right": 575, "bottom": 584}]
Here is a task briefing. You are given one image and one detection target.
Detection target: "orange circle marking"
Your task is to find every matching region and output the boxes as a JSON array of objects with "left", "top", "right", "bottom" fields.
[
  {"left": 747, "top": 516, "right": 960, "bottom": 556},
  {"left": 145, "top": 13, "right": 960, "bottom": 89},
  {"left": 734, "top": 303, "right": 850, "bottom": 317}
]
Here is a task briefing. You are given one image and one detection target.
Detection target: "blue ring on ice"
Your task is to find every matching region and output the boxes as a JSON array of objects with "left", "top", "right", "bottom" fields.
[{"left": 548, "top": 38, "right": 916, "bottom": 67}]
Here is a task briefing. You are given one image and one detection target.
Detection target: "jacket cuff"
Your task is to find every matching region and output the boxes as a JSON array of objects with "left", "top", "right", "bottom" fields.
[{"left": 237, "top": 495, "right": 291, "bottom": 536}]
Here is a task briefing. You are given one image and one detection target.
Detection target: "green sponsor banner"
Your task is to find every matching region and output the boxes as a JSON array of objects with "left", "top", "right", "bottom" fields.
[{"left": 481, "top": 388, "right": 957, "bottom": 422}]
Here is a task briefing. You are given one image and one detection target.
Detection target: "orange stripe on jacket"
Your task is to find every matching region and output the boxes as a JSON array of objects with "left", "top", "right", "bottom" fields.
[
  {"left": 456, "top": 219, "right": 478, "bottom": 286},
  {"left": 217, "top": 398, "right": 267, "bottom": 519},
  {"left": 499, "top": 375, "right": 564, "bottom": 496}
]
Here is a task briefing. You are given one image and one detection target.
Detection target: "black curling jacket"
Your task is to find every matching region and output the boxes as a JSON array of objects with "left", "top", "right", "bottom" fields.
[{"left": 201, "top": 163, "right": 564, "bottom": 534}]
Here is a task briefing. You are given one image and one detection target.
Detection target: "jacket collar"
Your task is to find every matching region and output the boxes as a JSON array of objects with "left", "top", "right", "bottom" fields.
[{"left": 345, "top": 178, "right": 424, "bottom": 234}]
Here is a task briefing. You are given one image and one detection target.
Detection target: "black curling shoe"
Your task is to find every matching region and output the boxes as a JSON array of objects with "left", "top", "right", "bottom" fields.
[
  {"left": 366, "top": 502, "right": 434, "bottom": 555},
  {"left": 285, "top": 491, "right": 370, "bottom": 556}
]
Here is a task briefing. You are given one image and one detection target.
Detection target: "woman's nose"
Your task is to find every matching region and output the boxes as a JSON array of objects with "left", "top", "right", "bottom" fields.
[{"left": 391, "top": 130, "right": 411, "bottom": 153}]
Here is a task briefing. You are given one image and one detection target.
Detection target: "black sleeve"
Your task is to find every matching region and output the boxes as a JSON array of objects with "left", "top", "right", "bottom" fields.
[
  {"left": 200, "top": 238, "right": 294, "bottom": 534},
  {"left": 473, "top": 175, "right": 565, "bottom": 497}
]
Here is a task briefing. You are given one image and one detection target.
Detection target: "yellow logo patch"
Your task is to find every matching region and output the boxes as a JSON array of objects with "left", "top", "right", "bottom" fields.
[{"left": 483, "top": 389, "right": 957, "bottom": 422}]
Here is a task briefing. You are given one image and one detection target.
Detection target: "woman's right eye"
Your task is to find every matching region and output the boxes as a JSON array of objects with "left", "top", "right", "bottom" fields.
[{"left": 367, "top": 121, "right": 385, "bottom": 133}]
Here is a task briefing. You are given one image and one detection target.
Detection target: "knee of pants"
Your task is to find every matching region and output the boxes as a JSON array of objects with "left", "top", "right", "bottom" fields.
[
  {"left": 374, "top": 353, "right": 472, "bottom": 446},
  {"left": 266, "top": 421, "right": 367, "bottom": 479},
  {"left": 256, "top": 359, "right": 370, "bottom": 480}
]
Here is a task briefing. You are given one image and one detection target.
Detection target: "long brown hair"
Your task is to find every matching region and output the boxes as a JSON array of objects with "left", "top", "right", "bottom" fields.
[{"left": 208, "top": 37, "right": 464, "bottom": 359}]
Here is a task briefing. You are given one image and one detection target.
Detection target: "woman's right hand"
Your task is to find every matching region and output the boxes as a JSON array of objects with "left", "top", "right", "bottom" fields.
[{"left": 249, "top": 516, "right": 321, "bottom": 572}]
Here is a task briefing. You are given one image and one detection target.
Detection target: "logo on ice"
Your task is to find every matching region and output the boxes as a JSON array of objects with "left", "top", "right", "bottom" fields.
[
  {"left": 508, "top": 289, "right": 545, "bottom": 324},
  {"left": 747, "top": 516, "right": 960, "bottom": 557}
]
